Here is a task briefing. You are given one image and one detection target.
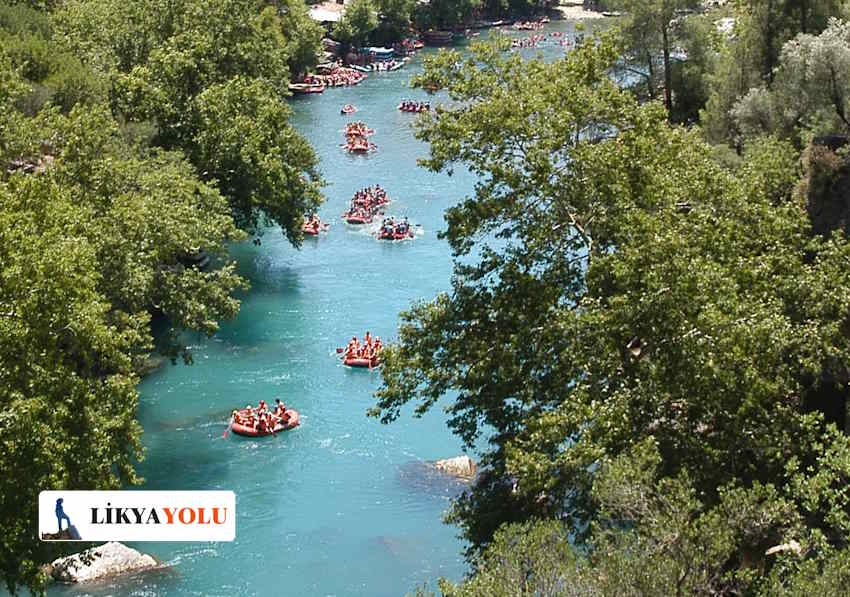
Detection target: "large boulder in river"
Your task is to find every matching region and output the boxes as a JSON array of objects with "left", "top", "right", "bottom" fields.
[
  {"left": 434, "top": 455, "right": 476, "bottom": 479},
  {"left": 50, "top": 542, "right": 158, "bottom": 583}
]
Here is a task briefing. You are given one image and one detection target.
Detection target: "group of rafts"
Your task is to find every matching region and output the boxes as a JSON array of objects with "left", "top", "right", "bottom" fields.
[
  {"left": 289, "top": 65, "right": 367, "bottom": 94},
  {"left": 342, "top": 185, "right": 415, "bottom": 240},
  {"left": 343, "top": 121, "right": 377, "bottom": 153},
  {"left": 510, "top": 30, "right": 574, "bottom": 49},
  {"left": 232, "top": 68, "right": 433, "bottom": 438}
]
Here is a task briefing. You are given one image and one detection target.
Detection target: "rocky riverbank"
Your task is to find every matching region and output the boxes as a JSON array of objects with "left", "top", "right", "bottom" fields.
[{"left": 49, "top": 542, "right": 159, "bottom": 583}]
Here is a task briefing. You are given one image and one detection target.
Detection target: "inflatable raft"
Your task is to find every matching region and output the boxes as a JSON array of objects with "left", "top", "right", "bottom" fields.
[
  {"left": 231, "top": 408, "right": 299, "bottom": 437},
  {"left": 344, "top": 356, "right": 380, "bottom": 368},
  {"left": 302, "top": 221, "right": 328, "bottom": 236},
  {"left": 377, "top": 224, "right": 414, "bottom": 240},
  {"left": 398, "top": 103, "right": 430, "bottom": 113},
  {"left": 344, "top": 213, "right": 372, "bottom": 224}
]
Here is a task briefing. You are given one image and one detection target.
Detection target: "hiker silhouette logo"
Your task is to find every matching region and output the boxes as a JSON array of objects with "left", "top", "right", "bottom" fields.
[{"left": 42, "top": 497, "right": 81, "bottom": 541}]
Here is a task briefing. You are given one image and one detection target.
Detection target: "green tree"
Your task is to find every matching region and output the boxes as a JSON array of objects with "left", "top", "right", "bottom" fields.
[
  {"left": 441, "top": 437, "right": 850, "bottom": 596},
  {"left": 188, "top": 77, "right": 324, "bottom": 243},
  {"left": 0, "top": 2, "right": 106, "bottom": 113},
  {"left": 108, "top": 0, "right": 323, "bottom": 240},
  {"left": 0, "top": 173, "right": 146, "bottom": 593},
  {"left": 732, "top": 18, "right": 850, "bottom": 143},
  {"left": 668, "top": 14, "right": 717, "bottom": 123},
  {"left": 269, "top": 0, "right": 324, "bottom": 77},
  {"left": 611, "top": 0, "right": 700, "bottom": 114},
  {"left": 372, "top": 36, "right": 850, "bottom": 562},
  {"left": 700, "top": 11, "right": 766, "bottom": 145},
  {"left": 701, "top": 1, "right": 843, "bottom": 144},
  {"left": 375, "top": 0, "right": 414, "bottom": 44},
  {"left": 333, "top": 0, "right": 378, "bottom": 49},
  {"left": 53, "top": 0, "right": 185, "bottom": 74},
  {"left": 1, "top": 55, "right": 252, "bottom": 592},
  {"left": 744, "top": 0, "right": 840, "bottom": 82},
  {"left": 414, "top": 0, "right": 480, "bottom": 31}
]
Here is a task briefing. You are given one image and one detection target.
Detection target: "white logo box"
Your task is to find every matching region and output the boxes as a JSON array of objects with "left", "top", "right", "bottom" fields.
[{"left": 39, "top": 490, "right": 235, "bottom": 541}]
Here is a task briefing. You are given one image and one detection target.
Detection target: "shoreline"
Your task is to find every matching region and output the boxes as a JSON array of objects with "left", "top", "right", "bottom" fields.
[{"left": 554, "top": 1, "right": 606, "bottom": 20}]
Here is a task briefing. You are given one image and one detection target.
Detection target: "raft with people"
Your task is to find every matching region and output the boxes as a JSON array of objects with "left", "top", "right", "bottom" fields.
[
  {"left": 342, "top": 185, "right": 389, "bottom": 223},
  {"left": 513, "top": 18, "right": 547, "bottom": 31},
  {"left": 302, "top": 214, "right": 329, "bottom": 236},
  {"left": 340, "top": 333, "right": 383, "bottom": 368},
  {"left": 228, "top": 399, "right": 299, "bottom": 437},
  {"left": 344, "top": 211, "right": 373, "bottom": 224},
  {"left": 345, "top": 139, "right": 376, "bottom": 153},
  {"left": 398, "top": 100, "right": 430, "bottom": 113},
  {"left": 512, "top": 34, "right": 545, "bottom": 49},
  {"left": 364, "top": 59, "right": 406, "bottom": 72},
  {"left": 341, "top": 104, "right": 357, "bottom": 114},
  {"left": 345, "top": 122, "right": 374, "bottom": 137},
  {"left": 376, "top": 216, "right": 415, "bottom": 241},
  {"left": 343, "top": 121, "right": 378, "bottom": 153}
]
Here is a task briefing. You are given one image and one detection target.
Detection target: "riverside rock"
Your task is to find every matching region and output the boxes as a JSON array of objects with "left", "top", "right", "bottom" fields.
[
  {"left": 434, "top": 455, "right": 476, "bottom": 478},
  {"left": 51, "top": 542, "right": 158, "bottom": 583}
]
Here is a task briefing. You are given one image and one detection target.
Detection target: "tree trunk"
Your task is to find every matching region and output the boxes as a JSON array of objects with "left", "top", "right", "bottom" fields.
[
  {"left": 646, "top": 49, "right": 656, "bottom": 99},
  {"left": 801, "top": 0, "right": 809, "bottom": 33},
  {"left": 765, "top": 0, "right": 777, "bottom": 83},
  {"left": 662, "top": 24, "right": 673, "bottom": 115}
]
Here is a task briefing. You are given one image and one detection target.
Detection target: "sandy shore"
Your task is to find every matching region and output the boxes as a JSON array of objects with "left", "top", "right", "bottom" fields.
[{"left": 555, "top": 1, "right": 606, "bottom": 19}]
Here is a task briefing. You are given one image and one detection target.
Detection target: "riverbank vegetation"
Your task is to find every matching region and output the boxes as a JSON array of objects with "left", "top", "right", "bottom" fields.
[
  {"left": 375, "top": 2, "right": 850, "bottom": 594},
  {"left": 0, "top": 0, "right": 322, "bottom": 592}
]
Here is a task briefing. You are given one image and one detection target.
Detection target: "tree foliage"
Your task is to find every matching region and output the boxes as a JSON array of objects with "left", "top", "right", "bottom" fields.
[
  {"left": 0, "top": 13, "right": 253, "bottom": 590},
  {"left": 611, "top": 0, "right": 700, "bottom": 114},
  {"left": 0, "top": 173, "right": 145, "bottom": 593},
  {"left": 374, "top": 0, "right": 415, "bottom": 44},
  {"left": 269, "top": 0, "right": 324, "bottom": 77},
  {"left": 57, "top": 0, "right": 324, "bottom": 240},
  {"left": 413, "top": 0, "right": 481, "bottom": 32},
  {"left": 373, "top": 36, "right": 850, "bottom": 576},
  {"left": 441, "top": 437, "right": 850, "bottom": 596},
  {"left": 733, "top": 18, "right": 850, "bottom": 144},
  {"left": 702, "top": 0, "right": 844, "bottom": 145},
  {"left": 333, "top": 0, "right": 379, "bottom": 49}
]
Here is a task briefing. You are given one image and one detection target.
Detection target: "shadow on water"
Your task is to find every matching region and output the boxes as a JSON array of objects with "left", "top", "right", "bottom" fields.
[
  {"left": 396, "top": 460, "right": 471, "bottom": 500},
  {"left": 49, "top": 565, "right": 181, "bottom": 597}
]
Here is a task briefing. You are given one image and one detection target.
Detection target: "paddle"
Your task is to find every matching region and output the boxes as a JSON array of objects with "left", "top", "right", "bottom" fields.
[{"left": 222, "top": 414, "right": 234, "bottom": 438}]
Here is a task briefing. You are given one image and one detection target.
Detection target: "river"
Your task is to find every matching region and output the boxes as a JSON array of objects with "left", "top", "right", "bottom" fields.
[{"left": 50, "top": 19, "right": 588, "bottom": 597}]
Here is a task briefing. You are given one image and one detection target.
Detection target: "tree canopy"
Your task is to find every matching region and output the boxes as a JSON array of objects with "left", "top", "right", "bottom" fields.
[
  {"left": 333, "top": 0, "right": 379, "bottom": 50},
  {"left": 373, "top": 34, "right": 850, "bottom": 588},
  {"left": 611, "top": 0, "right": 700, "bottom": 114},
  {"left": 58, "top": 0, "right": 324, "bottom": 240},
  {"left": 413, "top": 0, "right": 481, "bottom": 32},
  {"left": 733, "top": 18, "right": 850, "bottom": 144}
]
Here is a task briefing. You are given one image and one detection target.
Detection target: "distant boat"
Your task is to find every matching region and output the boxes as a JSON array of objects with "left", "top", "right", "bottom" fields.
[
  {"left": 423, "top": 30, "right": 453, "bottom": 46},
  {"left": 288, "top": 82, "right": 326, "bottom": 94}
]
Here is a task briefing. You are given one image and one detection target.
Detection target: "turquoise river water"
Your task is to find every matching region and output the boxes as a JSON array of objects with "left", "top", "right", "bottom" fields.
[{"left": 49, "top": 20, "right": 588, "bottom": 597}]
